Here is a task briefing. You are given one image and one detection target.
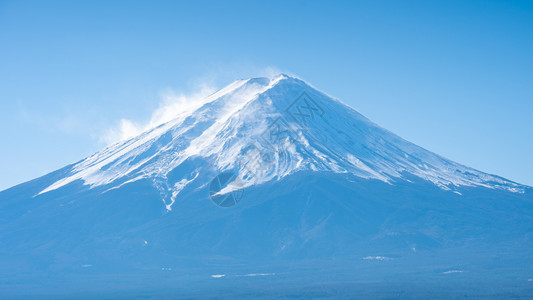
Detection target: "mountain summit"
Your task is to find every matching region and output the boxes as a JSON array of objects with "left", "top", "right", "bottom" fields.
[
  {"left": 1, "top": 74, "right": 531, "bottom": 297},
  {"left": 39, "top": 74, "right": 524, "bottom": 204}
]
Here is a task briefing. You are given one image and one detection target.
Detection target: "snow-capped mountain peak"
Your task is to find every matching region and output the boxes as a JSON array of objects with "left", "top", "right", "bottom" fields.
[{"left": 38, "top": 74, "right": 524, "bottom": 205}]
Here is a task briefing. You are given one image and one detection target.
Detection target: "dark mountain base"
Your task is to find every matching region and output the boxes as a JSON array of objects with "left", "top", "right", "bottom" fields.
[{"left": 1, "top": 172, "right": 532, "bottom": 298}]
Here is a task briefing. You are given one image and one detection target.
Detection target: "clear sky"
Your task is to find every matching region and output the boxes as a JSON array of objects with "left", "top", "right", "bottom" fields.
[{"left": 0, "top": 0, "right": 532, "bottom": 190}]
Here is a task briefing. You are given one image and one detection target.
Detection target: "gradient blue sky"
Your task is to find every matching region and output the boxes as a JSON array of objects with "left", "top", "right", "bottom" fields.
[{"left": 1, "top": 0, "right": 532, "bottom": 190}]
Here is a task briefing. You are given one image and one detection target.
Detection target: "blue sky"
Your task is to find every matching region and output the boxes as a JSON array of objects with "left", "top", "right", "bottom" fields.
[{"left": 0, "top": 0, "right": 532, "bottom": 190}]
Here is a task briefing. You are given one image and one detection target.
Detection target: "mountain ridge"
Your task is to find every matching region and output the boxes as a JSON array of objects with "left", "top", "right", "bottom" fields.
[{"left": 34, "top": 74, "right": 525, "bottom": 205}]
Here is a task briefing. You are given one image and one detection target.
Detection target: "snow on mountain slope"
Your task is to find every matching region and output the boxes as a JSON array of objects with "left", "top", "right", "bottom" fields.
[{"left": 38, "top": 74, "right": 524, "bottom": 207}]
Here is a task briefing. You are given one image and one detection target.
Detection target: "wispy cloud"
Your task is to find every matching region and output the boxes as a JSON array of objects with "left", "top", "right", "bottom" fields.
[
  {"left": 99, "top": 83, "right": 216, "bottom": 145},
  {"left": 99, "top": 66, "right": 284, "bottom": 145}
]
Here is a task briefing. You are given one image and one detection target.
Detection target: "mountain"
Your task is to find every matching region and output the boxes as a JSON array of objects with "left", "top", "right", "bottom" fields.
[{"left": 1, "top": 74, "right": 532, "bottom": 298}]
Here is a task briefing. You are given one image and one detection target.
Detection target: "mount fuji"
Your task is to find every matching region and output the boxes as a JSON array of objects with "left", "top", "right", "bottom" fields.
[{"left": 1, "top": 74, "right": 532, "bottom": 298}]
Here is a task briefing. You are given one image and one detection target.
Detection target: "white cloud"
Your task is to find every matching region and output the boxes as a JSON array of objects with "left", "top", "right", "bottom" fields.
[
  {"left": 100, "top": 83, "right": 216, "bottom": 145},
  {"left": 100, "top": 119, "right": 141, "bottom": 144},
  {"left": 99, "top": 66, "right": 284, "bottom": 145},
  {"left": 149, "top": 83, "right": 215, "bottom": 128}
]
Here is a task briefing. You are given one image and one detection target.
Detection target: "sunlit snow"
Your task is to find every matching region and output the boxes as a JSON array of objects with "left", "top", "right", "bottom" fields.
[{"left": 38, "top": 74, "right": 525, "bottom": 198}]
